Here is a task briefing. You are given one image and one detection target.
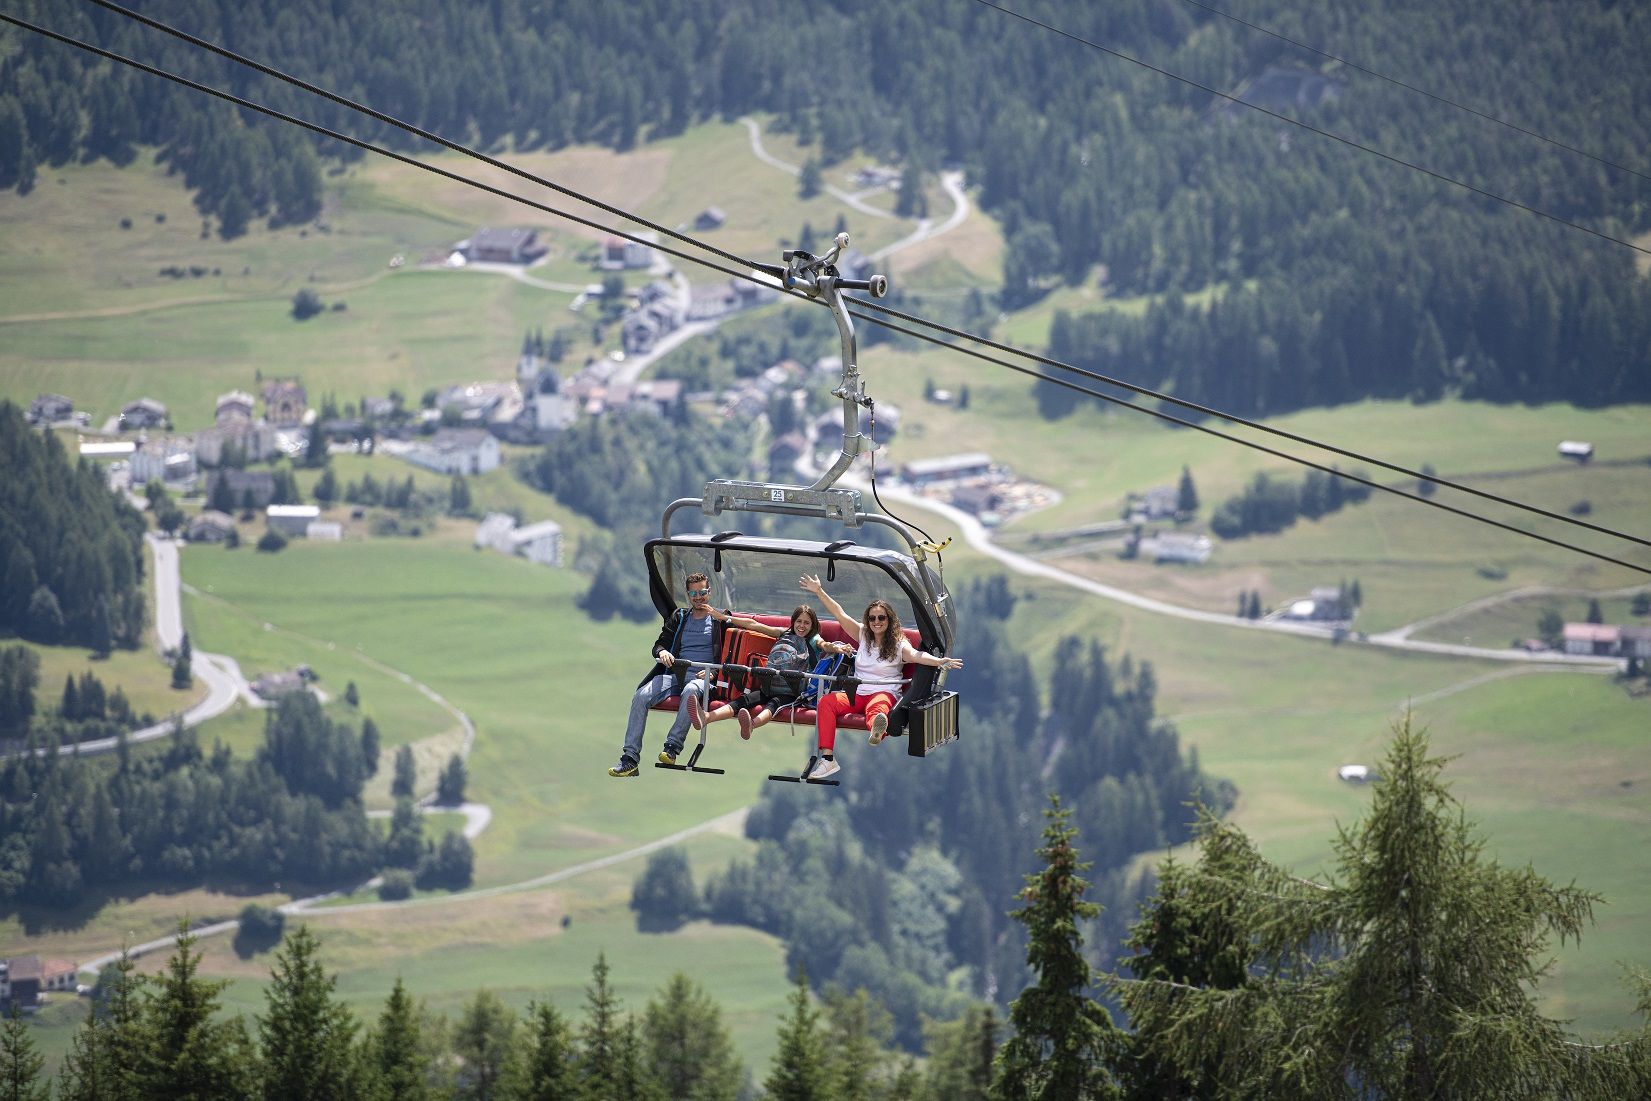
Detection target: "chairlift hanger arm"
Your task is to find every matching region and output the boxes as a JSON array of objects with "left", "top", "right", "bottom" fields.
[{"left": 752, "top": 233, "right": 888, "bottom": 495}]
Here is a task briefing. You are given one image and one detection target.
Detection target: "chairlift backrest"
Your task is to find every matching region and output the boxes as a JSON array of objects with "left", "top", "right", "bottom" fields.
[{"left": 645, "top": 533, "right": 951, "bottom": 654}]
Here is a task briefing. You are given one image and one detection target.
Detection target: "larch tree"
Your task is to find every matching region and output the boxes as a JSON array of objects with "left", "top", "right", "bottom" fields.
[
  {"left": 1114, "top": 716, "right": 1651, "bottom": 1099},
  {"left": 991, "top": 796, "right": 1125, "bottom": 1101}
]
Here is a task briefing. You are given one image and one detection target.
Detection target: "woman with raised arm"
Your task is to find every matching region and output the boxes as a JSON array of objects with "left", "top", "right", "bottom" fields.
[
  {"left": 693, "top": 604, "right": 851, "bottom": 738},
  {"left": 798, "top": 574, "right": 962, "bottom": 781}
]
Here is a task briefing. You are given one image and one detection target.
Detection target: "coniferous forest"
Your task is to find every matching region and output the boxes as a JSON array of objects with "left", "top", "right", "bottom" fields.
[
  {"left": 0, "top": 691, "right": 459, "bottom": 909},
  {"left": 2, "top": 0, "right": 1647, "bottom": 410},
  {"left": 0, "top": 403, "right": 147, "bottom": 654}
]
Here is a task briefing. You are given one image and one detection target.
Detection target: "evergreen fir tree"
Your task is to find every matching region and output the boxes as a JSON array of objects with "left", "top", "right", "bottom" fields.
[
  {"left": 1114, "top": 716, "right": 1651, "bottom": 1096},
  {"left": 61, "top": 674, "right": 80, "bottom": 721},
  {"left": 58, "top": 955, "right": 147, "bottom": 1101},
  {"left": 613, "top": 1016, "right": 658, "bottom": 1101},
  {"left": 763, "top": 967, "right": 828, "bottom": 1101},
  {"left": 436, "top": 753, "right": 467, "bottom": 806},
  {"left": 448, "top": 476, "right": 472, "bottom": 517},
  {"left": 576, "top": 954, "right": 624, "bottom": 1099},
  {"left": 991, "top": 796, "right": 1124, "bottom": 1101},
  {"left": 0, "top": 1005, "right": 48, "bottom": 1101},
  {"left": 392, "top": 745, "right": 416, "bottom": 799},
  {"left": 799, "top": 157, "right": 823, "bottom": 200},
  {"left": 521, "top": 1001, "right": 577, "bottom": 1101},
  {"left": 367, "top": 978, "right": 430, "bottom": 1101},
  {"left": 258, "top": 924, "right": 363, "bottom": 1101},
  {"left": 360, "top": 716, "right": 381, "bottom": 777},
  {"left": 1588, "top": 598, "right": 1604, "bottom": 624},
  {"left": 642, "top": 973, "right": 742, "bottom": 1101},
  {"left": 135, "top": 924, "right": 257, "bottom": 1100},
  {"left": 1176, "top": 465, "right": 1199, "bottom": 518},
  {"left": 822, "top": 987, "right": 896, "bottom": 1101},
  {"left": 314, "top": 467, "right": 339, "bottom": 505}
]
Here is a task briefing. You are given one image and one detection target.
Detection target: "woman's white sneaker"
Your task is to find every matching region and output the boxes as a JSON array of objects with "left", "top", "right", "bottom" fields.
[
  {"left": 867, "top": 713, "right": 888, "bottom": 745},
  {"left": 807, "top": 756, "right": 841, "bottom": 780}
]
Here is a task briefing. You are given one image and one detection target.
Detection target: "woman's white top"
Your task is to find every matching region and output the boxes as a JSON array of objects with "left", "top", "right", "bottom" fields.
[{"left": 855, "top": 633, "right": 906, "bottom": 693}]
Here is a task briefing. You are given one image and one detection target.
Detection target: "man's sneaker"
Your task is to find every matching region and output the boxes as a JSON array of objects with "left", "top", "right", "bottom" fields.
[
  {"left": 806, "top": 756, "right": 841, "bottom": 781},
  {"left": 867, "top": 712, "right": 889, "bottom": 746},
  {"left": 736, "top": 708, "right": 754, "bottom": 740},
  {"left": 608, "top": 757, "right": 639, "bottom": 778},
  {"left": 686, "top": 692, "right": 705, "bottom": 731},
  {"left": 658, "top": 748, "right": 680, "bottom": 766}
]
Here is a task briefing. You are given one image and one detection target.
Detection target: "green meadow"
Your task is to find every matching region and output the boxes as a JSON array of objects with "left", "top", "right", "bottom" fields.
[{"left": 0, "top": 118, "right": 946, "bottom": 429}]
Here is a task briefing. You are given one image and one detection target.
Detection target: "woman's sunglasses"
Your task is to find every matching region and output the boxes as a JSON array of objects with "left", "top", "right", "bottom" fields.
[{"left": 867, "top": 613, "right": 889, "bottom": 623}]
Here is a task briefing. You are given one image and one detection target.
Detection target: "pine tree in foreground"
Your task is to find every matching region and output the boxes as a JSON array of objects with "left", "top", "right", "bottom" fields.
[
  {"left": 259, "top": 924, "right": 362, "bottom": 1101},
  {"left": 575, "top": 954, "right": 623, "bottom": 1099},
  {"left": 991, "top": 795, "right": 1125, "bottom": 1101},
  {"left": 642, "top": 972, "right": 742, "bottom": 1101},
  {"left": 822, "top": 987, "right": 898, "bottom": 1101},
  {"left": 135, "top": 924, "right": 257, "bottom": 1101},
  {"left": 764, "top": 967, "right": 829, "bottom": 1101},
  {"left": 57, "top": 953, "right": 147, "bottom": 1101},
  {"left": 0, "top": 1004, "right": 49, "bottom": 1101},
  {"left": 452, "top": 989, "right": 520, "bottom": 1101},
  {"left": 520, "top": 1001, "right": 577, "bottom": 1101},
  {"left": 1114, "top": 715, "right": 1651, "bottom": 1099},
  {"left": 920, "top": 1004, "right": 998, "bottom": 1101},
  {"left": 367, "top": 978, "right": 431, "bottom": 1101}
]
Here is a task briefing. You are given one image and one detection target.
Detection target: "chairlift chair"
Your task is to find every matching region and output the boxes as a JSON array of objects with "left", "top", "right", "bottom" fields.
[{"left": 642, "top": 236, "right": 961, "bottom": 778}]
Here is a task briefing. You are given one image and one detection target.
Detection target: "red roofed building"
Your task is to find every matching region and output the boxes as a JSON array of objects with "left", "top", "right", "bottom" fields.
[{"left": 1, "top": 955, "right": 78, "bottom": 1009}]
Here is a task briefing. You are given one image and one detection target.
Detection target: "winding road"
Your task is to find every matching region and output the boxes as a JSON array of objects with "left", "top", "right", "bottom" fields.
[{"left": 841, "top": 476, "right": 1625, "bottom": 668}]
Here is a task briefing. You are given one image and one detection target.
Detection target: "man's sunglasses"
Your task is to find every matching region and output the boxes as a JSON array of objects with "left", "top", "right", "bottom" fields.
[{"left": 688, "top": 588, "right": 711, "bottom": 598}]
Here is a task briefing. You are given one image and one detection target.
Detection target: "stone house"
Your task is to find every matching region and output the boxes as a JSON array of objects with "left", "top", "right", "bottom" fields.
[{"left": 262, "top": 380, "right": 308, "bottom": 426}]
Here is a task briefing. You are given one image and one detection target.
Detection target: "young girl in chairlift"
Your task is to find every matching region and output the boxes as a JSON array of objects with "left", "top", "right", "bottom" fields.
[
  {"left": 694, "top": 604, "right": 851, "bottom": 737},
  {"left": 800, "top": 574, "right": 963, "bottom": 781}
]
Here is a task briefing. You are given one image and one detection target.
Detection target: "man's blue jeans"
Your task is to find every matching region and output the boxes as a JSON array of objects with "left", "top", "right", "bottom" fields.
[{"left": 621, "top": 672, "right": 710, "bottom": 765}]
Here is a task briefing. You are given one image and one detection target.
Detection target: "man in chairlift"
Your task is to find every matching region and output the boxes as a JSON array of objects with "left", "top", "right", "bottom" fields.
[{"left": 609, "top": 571, "right": 725, "bottom": 778}]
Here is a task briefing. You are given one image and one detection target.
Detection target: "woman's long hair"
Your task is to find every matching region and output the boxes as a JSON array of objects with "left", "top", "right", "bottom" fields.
[{"left": 861, "top": 600, "right": 902, "bottom": 662}]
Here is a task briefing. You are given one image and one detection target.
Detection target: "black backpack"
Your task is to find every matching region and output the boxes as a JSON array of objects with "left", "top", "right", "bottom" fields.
[{"left": 764, "top": 632, "right": 811, "bottom": 696}]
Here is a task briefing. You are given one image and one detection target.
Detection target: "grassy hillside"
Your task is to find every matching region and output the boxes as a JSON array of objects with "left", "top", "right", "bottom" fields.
[{"left": 0, "top": 120, "right": 952, "bottom": 429}]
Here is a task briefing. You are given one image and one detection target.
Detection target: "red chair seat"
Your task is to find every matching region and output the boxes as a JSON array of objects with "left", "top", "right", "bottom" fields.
[{"left": 647, "top": 612, "right": 920, "bottom": 732}]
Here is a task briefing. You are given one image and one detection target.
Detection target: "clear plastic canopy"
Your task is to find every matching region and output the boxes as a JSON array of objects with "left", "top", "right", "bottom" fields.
[{"left": 645, "top": 534, "right": 951, "bottom": 652}]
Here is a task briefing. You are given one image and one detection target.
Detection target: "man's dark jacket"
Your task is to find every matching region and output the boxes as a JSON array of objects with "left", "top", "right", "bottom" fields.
[{"left": 636, "top": 606, "right": 728, "bottom": 690}]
